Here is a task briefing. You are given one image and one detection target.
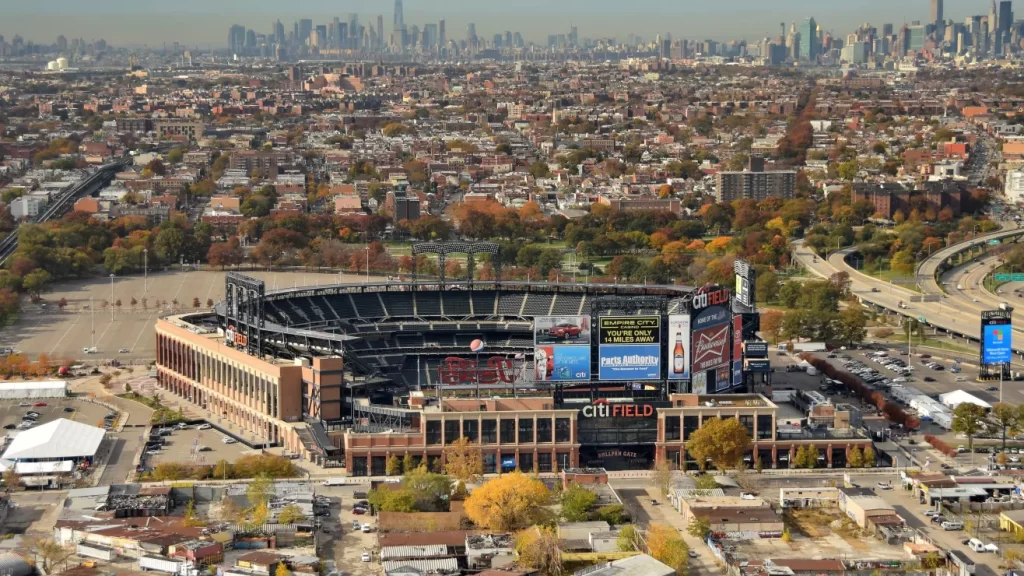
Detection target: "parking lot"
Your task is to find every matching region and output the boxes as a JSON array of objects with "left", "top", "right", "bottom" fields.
[
  {"left": 4, "top": 269, "right": 377, "bottom": 363},
  {"left": 317, "top": 483, "right": 379, "bottom": 576},
  {"left": 0, "top": 396, "right": 113, "bottom": 433},
  {"left": 143, "top": 425, "right": 259, "bottom": 467}
]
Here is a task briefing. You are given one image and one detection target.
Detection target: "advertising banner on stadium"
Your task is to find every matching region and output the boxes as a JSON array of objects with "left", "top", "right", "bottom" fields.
[
  {"left": 534, "top": 345, "right": 591, "bottom": 381},
  {"left": 731, "top": 360, "right": 743, "bottom": 387},
  {"left": 733, "top": 315, "right": 743, "bottom": 361},
  {"left": 717, "top": 365, "right": 732, "bottom": 392},
  {"left": 598, "top": 316, "right": 661, "bottom": 381},
  {"left": 745, "top": 342, "right": 769, "bottom": 358},
  {"left": 667, "top": 314, "right": 690, "bottom": 380},
  {"left": 598, "top": 344, "right": 661, "bottom": 380},
  {"left": 983, "top": 318, "right": 1013, "bottom": 364},
  {"left": 691, "top": 324, "right": 730, "bottom": 373},
  {"left": 534, "top": 316, "right": 591, "bottom": 345},
  {"left": 692, "top": 371, "right": 707, "bottom": 394}
]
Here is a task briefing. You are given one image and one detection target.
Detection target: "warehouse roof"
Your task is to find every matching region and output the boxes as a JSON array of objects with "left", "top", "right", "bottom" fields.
[{"left": 1, "top": 419, "right": 104, "bottom": 461}]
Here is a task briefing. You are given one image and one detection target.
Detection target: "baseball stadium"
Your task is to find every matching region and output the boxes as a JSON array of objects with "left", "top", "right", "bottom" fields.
[{"left": 154, "top": 242, "right": 872, "bottom": 474}]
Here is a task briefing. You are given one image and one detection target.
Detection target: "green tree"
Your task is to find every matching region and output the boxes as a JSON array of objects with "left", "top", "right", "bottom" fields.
[
  {"left": 167, "top": 148, "right": 185, "bottom": 164},
  {"left": 561, "top": 483, "right": 598, "bottom": 522},
  {"left": 694, "top": 474, "right": 718, "bottom": 490},
  {"left": 367, "top": 486, "right": 416, "bottom": 512},
  {"left": 991, "top": 403, "right": 1020, "bottom": 451},
  {"left": 952, "top": 403, "right": 987, "bottom": 453},
  {"left": 247, "top": 473, "right": 275, "bottom": 507},
  {"left": 617, "top": 524, "right": 641, "bottom": 551},
  {"left": 835, "top": 308, "right": 868, "bottom": 346},
  {"left": 756, "top": 270, "right": 779, "bottom": 303},
  {"left": 277, "top": 504, "right": 304, "bottom": 524},
  {"left": 688, "top": 515, "right": 711, "bottom": 540},
  {"left": 838, "top": 160, "right": 859, "bottom": 181},
  {"left": 402, "top": 453, "right": 415, "bottom": 474},
  {"left": 22, "top": 269, "right": 52, "bottom": 298},
  {"left": 686, "top": 417, "right": 751, "bottom": 471}
]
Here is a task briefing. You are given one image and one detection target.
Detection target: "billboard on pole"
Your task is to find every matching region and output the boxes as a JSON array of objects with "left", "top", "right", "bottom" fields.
[
  {"left": 983, "top": 319, "right": 1012, "bottom": 364},
  {"left": 667, "top": 314, "right": 690, "bottom": 380}
]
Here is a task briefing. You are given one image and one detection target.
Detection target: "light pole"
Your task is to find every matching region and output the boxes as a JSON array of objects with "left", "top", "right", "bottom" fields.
[
  {"left": 143, "top": 248, "right": 148, "bottom": 293},
  {"left": 90, "top": 297, "right": 95, "bottom": 349},
  {"left": 109, "top": 274, "right": 115, "bottom": 322}
]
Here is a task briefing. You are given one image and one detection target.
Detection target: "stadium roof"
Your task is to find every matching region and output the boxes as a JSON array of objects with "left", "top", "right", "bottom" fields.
[{"left": 1, "top": 419, "right": 104, "bottom": 461}]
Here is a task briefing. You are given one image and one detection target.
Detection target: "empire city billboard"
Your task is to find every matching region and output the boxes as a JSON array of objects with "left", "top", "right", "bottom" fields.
[
  {"left": 982, "top": 317, "right": 1013, "bottom": 364},
  {"left": 598, "top": 316, "right": 661, "bottom": 380}
]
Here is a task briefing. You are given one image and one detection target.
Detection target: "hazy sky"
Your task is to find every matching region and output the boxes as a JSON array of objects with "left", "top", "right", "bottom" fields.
[{"left": 1, "top": 1, "right": 1006, "bottom": 47}]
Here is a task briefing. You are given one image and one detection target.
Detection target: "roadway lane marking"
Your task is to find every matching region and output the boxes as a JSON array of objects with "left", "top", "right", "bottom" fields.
[
  {"left": 127, "top": 313, "right": 155, "bottom": 353},
  {"left": 48, "top": 311, "right": 82, "bottom": 356}
]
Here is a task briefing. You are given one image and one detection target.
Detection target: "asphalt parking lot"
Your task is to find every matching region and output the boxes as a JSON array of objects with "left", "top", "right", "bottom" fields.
[
  {"left": 144, "top": 425, "right": 258, "bottom": 467},
  {"left": 0, "top": 396, "right": 112, "bottom": 433}
]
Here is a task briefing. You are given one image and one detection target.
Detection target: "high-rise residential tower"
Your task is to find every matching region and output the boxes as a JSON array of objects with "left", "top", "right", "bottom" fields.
[{"left": 798, "top": 17, "right": 818, "bottom": 61}]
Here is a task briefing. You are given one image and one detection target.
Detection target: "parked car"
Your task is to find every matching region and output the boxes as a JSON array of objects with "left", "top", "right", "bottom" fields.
[
  {"left": 221, "top": 437, "right": 237, "bottom": 444},
  {"left": 197, "top": 423, "right": 212, "bottom": 430},
  {"left": 62, "top": 407, "right": 74, "bottom": 413},
  {"left": 361, "top": 523, "right": 372, "bottom": 533},
  {"left": 352, "top": 508, "right": 366, "bottom": 515},
  {"left": 119, "top": 348, "right": 130, "bottom": 353},
  {"left": 33, "top": 402, "right": 46, "bottom": 407},
  {"left": 361, "top": 552, "right": 371, "bottom": 562}
]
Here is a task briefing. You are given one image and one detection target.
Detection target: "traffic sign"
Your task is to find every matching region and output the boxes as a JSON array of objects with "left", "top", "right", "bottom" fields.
[
  {"left": 990, "top": 239, "right": 1002, "bottom": 246},
  {"left": 995, "top": 273, "right": 1024, "bottom": 282},
  {"left": 918, "top": 316, "right": 927, "bottom": 323}
]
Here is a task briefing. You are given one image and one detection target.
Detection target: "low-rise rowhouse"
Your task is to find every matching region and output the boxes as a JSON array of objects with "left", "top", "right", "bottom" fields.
[{"left": 1000, "top": 509, "right": 1024, "bottom": 538}]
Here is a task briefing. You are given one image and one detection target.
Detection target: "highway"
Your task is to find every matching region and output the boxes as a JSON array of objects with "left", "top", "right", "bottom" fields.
[
  {"left": 0, "top": 158, "right": 129, "bottom": 266},
  {"left": 792, "top": 224, "right": 1024, "bottom": 353}
]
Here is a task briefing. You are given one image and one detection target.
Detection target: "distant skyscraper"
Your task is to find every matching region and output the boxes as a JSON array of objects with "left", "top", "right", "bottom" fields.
[
  {"left": 931, "top": 0, "right": 943, "bottom": 25},
  {"left": 349, "top": 14, "right": 360, "bottom": 48},
  {"left": 377, "top": 15, "right": 385, "bottom": 49},
  {"left": 274, "top": 20, "right": 285, "bottom": 45},
  {"left": 228, "top": 24, "right": 246, "bottom": 53},
  {"left": 299, "top": 19, "right": 313, "bottom": 45},
  {"left": 1000, "top": 1, "right": 1013, "bottom": 34},
  {"left": 467, "top": 22, "right": 476, "bottom": 43},
  {"left": 798, "top": 17, "right": 818, "bottom": 61},
  {"left": 394, "top": 0, "right": 405, "bottom": 33},
  {"left": 439, "top": 19, "right": 446, "bottom": 48}
]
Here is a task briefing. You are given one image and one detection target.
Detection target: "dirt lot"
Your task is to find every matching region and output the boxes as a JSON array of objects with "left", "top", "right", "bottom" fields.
[
  {"left": 144, "top": 425, "right": 259, "bottom": 467},
  {"left": 3, "top": 269, "right": 375, "bottom": 363}
]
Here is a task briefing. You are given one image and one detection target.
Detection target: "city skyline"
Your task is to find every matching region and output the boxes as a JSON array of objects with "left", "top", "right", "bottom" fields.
[{"left": 1, "top": 0, "right": 1010, "bottom": 47}]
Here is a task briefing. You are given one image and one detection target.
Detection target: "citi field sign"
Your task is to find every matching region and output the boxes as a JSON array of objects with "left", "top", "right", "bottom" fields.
[
  {"left": 691, "top": 284, "right": 730, "bottom": 312},
  {"left": 581, "top": 398, "right": 655, "bottom": 419}
]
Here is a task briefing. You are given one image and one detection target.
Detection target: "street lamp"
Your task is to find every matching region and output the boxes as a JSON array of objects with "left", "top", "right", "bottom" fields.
[
  {"left": 109, "top": 274, "right": 115, "bottom": 322},
  {"left": 143, "top": 248, "right": 148, "bottom": 293},
  {"left": 90, "top": 296, "right": 95, "bottom": 349}
]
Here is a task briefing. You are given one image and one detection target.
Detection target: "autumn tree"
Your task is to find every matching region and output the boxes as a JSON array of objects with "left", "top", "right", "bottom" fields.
[
  {"left": 654, "top": 459, "right": 672, "bottom": 496},
  {"left": 2, "top": 468, "right": 20, "bottom": 492},
  {"left": 515, "top": 527, "right": 563, "bottom": 576},
  {"left": 848, "top": 446, "right": 865, "bottom": 468},
  {"left": 274, "top": 562, "right": 291, "bottom": 576},
  {"left": 385, "top": 455, "right": 402, "bottom": 476},
  {"left": 464, "top": 472, "right": 551, "bottom": 531},
  {"left": 686, "top": 417, "right": 751, "bottom": 471},
  {"left": 647, "top": 523, "right": 689, "bottom": 575},
  {"left": 444, "top": 436, "right": 484, "bottom": 483},
  {"left": 863, "top": 446, "right": 876, "bottom": 467},
  {"left": 193, "top": 297, "right": 201, "bottom": 310},
  {"left": 952, "top": 403, "right": 987, "bottom": 452},
  {"left": 24, "top": 536, "right": 74, "bottom": 571},
  {"left": 760, "top": 309, "right": 784, "bottom": 344}
]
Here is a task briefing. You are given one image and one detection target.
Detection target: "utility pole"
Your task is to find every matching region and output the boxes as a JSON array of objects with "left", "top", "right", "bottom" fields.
[{"left": 90, "top": 297, "right": 95, "bottom": 349}]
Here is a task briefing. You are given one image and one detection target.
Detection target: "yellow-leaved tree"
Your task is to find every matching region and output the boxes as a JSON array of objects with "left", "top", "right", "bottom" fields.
[
  {"left": 686, "top": 417, "right": 751, "bottom": 471},
  {"left": 444, "top": 436, "right": 484, "bottom": 483},
  {"left": 646, "top": 523, "right": 689, "bottom": 575},
  {"left": 464, "top": 471, "right": 550, "bottom": 531}
]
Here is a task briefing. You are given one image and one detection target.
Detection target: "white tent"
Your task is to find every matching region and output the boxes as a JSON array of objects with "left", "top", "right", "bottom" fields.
[
  {"left": 939, "top": 390, "right": 992, "bottom": 411},
  {"left": 0, "top": 380, "right": 67, "bottom": 399},
  {"left": 1, "top": 419, "right": 104, "bottom": 462}
]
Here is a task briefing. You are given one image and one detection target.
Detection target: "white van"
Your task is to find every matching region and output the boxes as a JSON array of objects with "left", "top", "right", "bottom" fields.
[
  {"left": 941, "top": 521, "right": 963, "bottom": 531},
  {"left": 968, "top": 538, "right": 986, "bottom": 552}
]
